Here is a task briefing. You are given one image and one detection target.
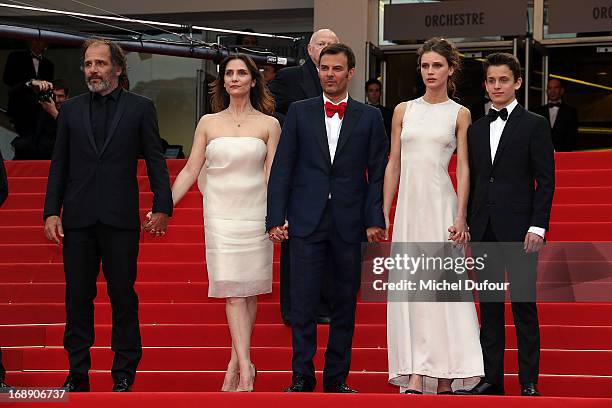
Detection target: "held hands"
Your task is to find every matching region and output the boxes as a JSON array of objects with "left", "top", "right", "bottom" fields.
[
  {"left": 268, "top": 224, "right": 289, "bottom": 242},
  {"left": 448, "top": 216, "right": 471, "bottom": 245},
  {"left": 367, "top": 227, "right": 386, "bottom": 243},
  {"left": 44, "top": 215, "right": 63, "bottom": 245},
  {"left": 524, "top": 232, "right": 545, "bottom": 253},
  {"left": 143, "top": 211, "right": 169, "bottom": 237}
]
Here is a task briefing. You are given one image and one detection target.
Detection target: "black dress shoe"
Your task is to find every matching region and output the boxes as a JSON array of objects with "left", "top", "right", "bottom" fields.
[
  {"left": 324, "top": 380, "right": 357, "bottom": 393},
  {"left": 316, "top": 315, "right": 331, "bottom": 324},
  {"left": 521, "top": 383, "right": 540, "bottom": 396},
  {"left": 437, "top": 391, "right": 453, "bottom": 395},
  {"left": 112, "top": 378, "right": 132, "bottom": 392},
  {"left": 61, "top": 375, "right": 90, "bottom": 392},
  {"left": 454, "top": 380, "right": 504, "bottom": 395},
  {"left": 285, "top": 374, "right": 316, "bottom": 392},
  {"left": 0, "top": 380, "right": 14, "bottom": 393}
]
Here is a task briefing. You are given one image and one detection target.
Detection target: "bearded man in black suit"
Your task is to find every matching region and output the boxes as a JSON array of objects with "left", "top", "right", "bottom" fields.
[{"left": 44, "top": 39, "right": 172, "bottom": 393}]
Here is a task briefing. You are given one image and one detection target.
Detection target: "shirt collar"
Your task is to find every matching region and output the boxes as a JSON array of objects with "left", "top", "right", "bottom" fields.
[
  {"left": 492, "top": 98, "right": 518, "bottom": 116},
  {"left": 91, "top": 85, "right": 122, "bottom": 102},
  {"left": 323, "top": 93, "right": 349, "bottom": 106}
]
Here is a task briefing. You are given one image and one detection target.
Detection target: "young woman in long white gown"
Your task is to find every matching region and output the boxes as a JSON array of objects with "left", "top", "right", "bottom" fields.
[
  {"left": 170, "top": 55, "right": 280, "bottom": 392},
  {"left": 383, "top": 38, "right": 484, "bottom": 394}
]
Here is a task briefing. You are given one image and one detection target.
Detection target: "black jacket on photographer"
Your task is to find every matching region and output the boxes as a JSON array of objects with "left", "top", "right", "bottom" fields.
[{"left": 3, "top": 50, "right": 54, "bottom": 159}]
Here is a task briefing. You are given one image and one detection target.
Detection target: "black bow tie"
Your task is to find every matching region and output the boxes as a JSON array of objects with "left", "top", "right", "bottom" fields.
[
  {"left": 488, "top": 107, "right": 508, "bottom": 122},
  {"left": 31, "top": 53, "right": 42, "bottom": 61},
  {"left": 548, "top": 102, "right": 561, "bottom": 108}
]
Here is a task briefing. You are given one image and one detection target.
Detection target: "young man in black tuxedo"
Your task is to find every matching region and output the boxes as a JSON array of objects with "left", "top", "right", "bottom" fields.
[
  {"left": 43, "top": 39, "right": 172, "bottom": 392},
  {"left": 267, "top": 43, "right": 388, "bottom": 393},
  {"left": 455, "top": 53, "right": 555, "bottom": 397},
  {"left": 534, "top": 78, "right": 579, "bottom": 152},
  {"left": 269, "top": 28, "right": 339, "bottom": 326},
  {"left": 0, "top": 150, "right": 10, "bottom": 391}
]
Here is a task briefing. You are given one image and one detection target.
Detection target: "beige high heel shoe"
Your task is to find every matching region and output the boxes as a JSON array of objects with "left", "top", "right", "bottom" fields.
[
  {"left": 221, "top": 368, "right": 240, "bottom": 392},
  {"left": 236, "top": 363, "right": 256, "bottom": 392}
]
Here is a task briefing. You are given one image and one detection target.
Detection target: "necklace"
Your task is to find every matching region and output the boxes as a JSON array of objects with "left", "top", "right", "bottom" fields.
[{"left": 226, "top": 107, "right": 254, "bottom": 127}]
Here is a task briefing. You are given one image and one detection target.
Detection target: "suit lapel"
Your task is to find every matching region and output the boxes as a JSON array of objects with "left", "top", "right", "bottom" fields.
[
  {"left": 81, "top": 96, "right": 99, "bottom": 154},
  {"left": 492, "top": 104, "right": 524, "bottom": 169},
  {"left": 299, "top": 60, "right": 322, "bottom": 99},
  {"left": 309, "top": 96, "right": 332, "bottom": 165},
  {"left": 334, "top": 97, "right": 361, "bottom": 161},
  {"left": 99, "top": 90, "right": 127, "bottom": 157}
]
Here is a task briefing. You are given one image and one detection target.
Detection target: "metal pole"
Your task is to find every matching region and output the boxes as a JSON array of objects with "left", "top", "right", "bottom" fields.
[{"left": 0, "top": 23, "right": 296, "bottom": 66}]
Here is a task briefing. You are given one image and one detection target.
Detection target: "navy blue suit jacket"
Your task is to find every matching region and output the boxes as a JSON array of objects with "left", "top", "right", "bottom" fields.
[{"left": 266, "top": 96, "right": 388, "bottom": 243}]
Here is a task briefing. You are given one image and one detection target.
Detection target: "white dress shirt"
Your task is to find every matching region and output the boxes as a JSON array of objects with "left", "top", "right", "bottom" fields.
[
  {"left": 323, "top": 93, "right": 348, "bottom": 164},
  {"left": 32, "top": 54, "right": 41, "bottom": 76},
  {"left": 323, "top": 93, "right": 348, "bottom": 199},
  {"left": 548, "top": 103, "right": 560, "bottom": 128},
  {"left": 489, "top": 99, "right": 545, "bottom": 239}
]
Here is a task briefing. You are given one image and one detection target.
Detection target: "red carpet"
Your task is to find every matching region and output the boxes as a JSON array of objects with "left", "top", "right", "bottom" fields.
[{"left": 1, "top": 151, "right": 612, "bottom": 407}]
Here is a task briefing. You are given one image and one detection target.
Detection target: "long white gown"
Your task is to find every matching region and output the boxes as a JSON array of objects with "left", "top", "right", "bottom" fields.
[
  {"left": 200, "top": 136, "right": 273, "bottom": 298},
  {"left": 386, "top": 97, "right": 484, "bottom": 392}
]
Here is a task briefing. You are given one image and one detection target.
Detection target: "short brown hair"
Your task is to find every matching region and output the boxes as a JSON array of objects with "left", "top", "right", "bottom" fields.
[
  {"left": 484, "top": 52, "right": 522, "bottom": 81},
  {"left": 81, "top": 38, "right": 127, "bottom": 76},
  {"left": 417, "top": 37, "right": 461, "bottom": 97},
  {"left": 319, "top": 43, "right": 355, "bottom": 70},
  {"left": 209, "top": 54, "right": 274, "bottom": 115}
]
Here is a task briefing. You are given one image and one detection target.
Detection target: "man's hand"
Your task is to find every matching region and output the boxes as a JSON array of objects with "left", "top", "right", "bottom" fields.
[
  {"left": 524, "top": 232, "right": 545, "bottom": 253},
  {"left": 40, "top": 99, "right": 59, "bottom": 119},
  {"left": 268, "top": 225, "right": 288, "bottom": 242},
  {"left": 367, "top": 227, "right": 385, "bottom": 243},
  {"left": 30, "top": 79, "right": 52, "bottom": 91},
  {"left": 44, "top": 215, "right": 63, "bottom": 244},
  {"left": 142, "top": 211, "right": 169, "bottom": 237}
]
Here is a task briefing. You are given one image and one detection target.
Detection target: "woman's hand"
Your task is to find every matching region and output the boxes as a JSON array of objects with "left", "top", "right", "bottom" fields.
[{"left": 448, "top": 216, "right": 470, "bottom": 245}]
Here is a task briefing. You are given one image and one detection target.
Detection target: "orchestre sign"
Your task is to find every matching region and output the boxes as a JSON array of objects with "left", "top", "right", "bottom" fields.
[
  {"left": 549, "top": 0, "right": 612, "bottom": 34},
  {"left": 384, "top": 0, "right": 527, "bottom": 41}
]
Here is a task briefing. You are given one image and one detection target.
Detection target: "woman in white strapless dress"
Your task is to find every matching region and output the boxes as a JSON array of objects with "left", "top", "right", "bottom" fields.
[
  {"left": 171, "top": 55, "right": 280, "bottom": 392},
  {"left": 383, "top": 38, "right": 484, "bottom": 394}
]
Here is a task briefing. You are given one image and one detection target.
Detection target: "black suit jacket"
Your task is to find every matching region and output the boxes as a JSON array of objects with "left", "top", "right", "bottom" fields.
[
  {"left": 467, "top": 104, "right": 555, "bottom": 242},
  {"left": 44, "top": 89, "right": 173, "bottom": 230},
  {"left": 0, "top": 150, "right": 7, "bottom": 207},
  {"left": 3, "top": 51, "right": 55, "bottom": 137},
  {"left": 268, "top": 59, "right": 322, "bottom": 115},
  {"left": 3, "top": 50, "right": 54, "bottom": 87},
  {"left": 266, "top": 96, "right": 388, "bottom": 243},
  {"left": 534, "top": 102, "right": 578, "bottom": 152}
]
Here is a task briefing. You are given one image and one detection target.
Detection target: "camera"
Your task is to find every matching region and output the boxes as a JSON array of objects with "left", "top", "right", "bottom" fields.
[{"left": 37, "top": 88, "right": 55, "bottom": 103}]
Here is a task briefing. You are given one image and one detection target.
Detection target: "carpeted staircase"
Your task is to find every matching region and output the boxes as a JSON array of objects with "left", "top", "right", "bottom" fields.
[{"left": 1, "top": 151, "right": 611, "bottom": 407}]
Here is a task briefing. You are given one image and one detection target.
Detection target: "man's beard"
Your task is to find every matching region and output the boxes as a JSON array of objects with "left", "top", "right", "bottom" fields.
[{"left": 86, "top": 76, "right": 113, "bottom": 93}]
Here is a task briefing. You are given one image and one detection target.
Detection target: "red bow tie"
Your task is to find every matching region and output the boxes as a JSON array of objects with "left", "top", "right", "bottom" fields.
[{"left": 325, "top": 101, "right": 347, "bottom": 119}]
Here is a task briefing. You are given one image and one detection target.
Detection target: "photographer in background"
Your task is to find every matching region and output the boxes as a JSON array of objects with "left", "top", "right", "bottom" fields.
[
  {"left": 3, "top": 40, "right": 55, "bottom": 159},
  {"left": 9, "top": 79, "right": 67, "bottom": 160}
]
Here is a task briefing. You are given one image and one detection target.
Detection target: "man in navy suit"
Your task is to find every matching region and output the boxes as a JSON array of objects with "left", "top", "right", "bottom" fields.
[{"left": 267, "top": 43, "right": 388, "bottom": 393}]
